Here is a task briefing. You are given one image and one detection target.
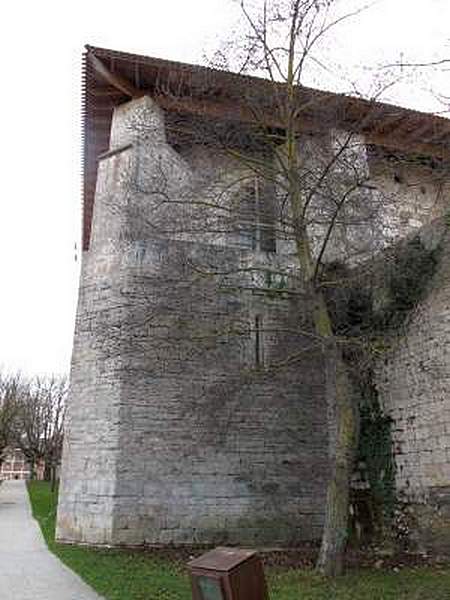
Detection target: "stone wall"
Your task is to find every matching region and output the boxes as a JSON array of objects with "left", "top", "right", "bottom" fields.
[
  {"left": 366, "top": 145, "right": 449, "bottom": 244},
  {"left": 58, "top": 93, "right": 449, "bottom": 549},
  {"left": 376, "top": 220, "right": 450, "bottom": 551},
  {"left": 57, "top": 96, "right": 330, "bottom": 546}
]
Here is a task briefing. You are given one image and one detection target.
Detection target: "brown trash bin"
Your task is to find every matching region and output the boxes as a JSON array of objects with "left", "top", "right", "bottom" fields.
[{"left": 188, "top": 547, "right": 269, "bottom": 600}]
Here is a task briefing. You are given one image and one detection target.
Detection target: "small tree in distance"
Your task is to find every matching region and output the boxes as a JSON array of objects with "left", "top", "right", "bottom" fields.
[
  {"left": 0, "top": 371, "right": 21, "bottom": 468},
  {"left": 14, "top": 375, "right": 67, "bottom": 487},
  {"left": 0, "top": 370, "right": 67, "bottom": 486}
]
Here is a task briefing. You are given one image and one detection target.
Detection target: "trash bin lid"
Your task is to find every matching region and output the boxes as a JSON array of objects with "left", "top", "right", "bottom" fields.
[{"left": 188, "top": 547, "right": 257, "bottom": 573}]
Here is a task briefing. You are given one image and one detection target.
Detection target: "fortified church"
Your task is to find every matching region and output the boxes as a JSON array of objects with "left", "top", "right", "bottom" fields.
[{"left": 57, "top": 46, "right": 450, "bottom": 550}]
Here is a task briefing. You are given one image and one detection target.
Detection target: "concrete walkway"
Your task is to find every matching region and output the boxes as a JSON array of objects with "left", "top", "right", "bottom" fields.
[{"left": 0, "top": 480, "right": 104, "bottom": 600}]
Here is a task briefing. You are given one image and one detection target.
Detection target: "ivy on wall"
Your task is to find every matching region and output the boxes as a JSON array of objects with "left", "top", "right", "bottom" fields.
[
  {"left": 323, "top": 234, "right": 440, "bottom": 543},
  {"left": 354, "top": 372, "right": 396, "bottom": 538},
  {"left": 375, "top": 236, "right": 438, "bottom": 330}
]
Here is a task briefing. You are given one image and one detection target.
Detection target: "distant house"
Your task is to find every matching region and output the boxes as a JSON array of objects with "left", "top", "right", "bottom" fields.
[
  {"left": 0, "top": 447, "right": 44, "bottom": 481},
  {"left": 1, "top": 448, "right": 31, "bottom": 480}
]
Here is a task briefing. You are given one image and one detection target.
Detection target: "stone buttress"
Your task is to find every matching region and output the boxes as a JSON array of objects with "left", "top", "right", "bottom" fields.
[{"left": 56, "top": 96, "right": 330, "bottom": 546}]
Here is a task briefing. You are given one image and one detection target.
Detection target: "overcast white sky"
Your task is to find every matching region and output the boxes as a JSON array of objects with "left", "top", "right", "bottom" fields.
[{"left": 0, "top": 0, "right": 448, "bottom": 376}]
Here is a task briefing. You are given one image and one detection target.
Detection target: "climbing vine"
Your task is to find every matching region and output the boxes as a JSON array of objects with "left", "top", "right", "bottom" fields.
[
  {"left": 323, "top": 234, "right": 440, "bottom": 542},
  {"left": 375, "top": 236, "right": 438, "bottom": 330},
  {"left": 354, "top": 371, "right": 396, "bottom": 537}
]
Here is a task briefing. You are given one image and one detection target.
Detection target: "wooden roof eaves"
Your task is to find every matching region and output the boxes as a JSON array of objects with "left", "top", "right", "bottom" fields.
[
  {"left": 85, "top": 45, "right": 450, "bottom": 159},
  {"left": 81, "top": 46, "right": 450, "bottom": 251}
]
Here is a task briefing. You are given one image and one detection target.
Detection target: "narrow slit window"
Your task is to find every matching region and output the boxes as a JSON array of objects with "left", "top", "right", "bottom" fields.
[
  {"left": 237, "top": 177, "right": 276, "bottom": 252},
  {"left": 255, "top": 314, "right": 264, "bottom": 368},
  {"left": 257, "top": 178, "right": 277, "bottom": 253}
]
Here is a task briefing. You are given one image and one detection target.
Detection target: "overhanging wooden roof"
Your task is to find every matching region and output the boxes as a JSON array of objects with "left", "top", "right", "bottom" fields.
[{"left": 82, "top": 45, "right": 450, "bottom": 250}]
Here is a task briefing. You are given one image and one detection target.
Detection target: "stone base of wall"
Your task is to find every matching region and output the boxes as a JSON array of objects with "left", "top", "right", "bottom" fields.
[
  {"left": 404, "top": 488, "right": 450, "bottom": 554},
  {"left": 376, "top": 220, "right": 450, "bottom": 554}
]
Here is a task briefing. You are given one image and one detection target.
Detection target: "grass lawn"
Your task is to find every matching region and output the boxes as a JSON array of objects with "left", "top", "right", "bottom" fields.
[{"left": 28, "top": 481, "right": 450, "bottom": 599}]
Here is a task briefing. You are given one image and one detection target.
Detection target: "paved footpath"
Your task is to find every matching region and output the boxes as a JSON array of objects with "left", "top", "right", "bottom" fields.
[{"left": 0, "top": 480, "right": 104, "bottom": 600}]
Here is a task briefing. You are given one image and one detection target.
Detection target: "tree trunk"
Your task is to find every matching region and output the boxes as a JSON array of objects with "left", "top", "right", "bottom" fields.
[
  {"left": 51, "top": 464, "right": 58, "bottom": 492},
  {"left": 44, "top": 462, "right": 52, "bottom": 482},
  {"left": 316, "top": 343, "right": 358, "bottom": 576},
  {"left": 279, "top": 13, "right": 359, "bottom": 570},
  {"left": 289, "top": 225, "right": 358, "bottom": 575}
]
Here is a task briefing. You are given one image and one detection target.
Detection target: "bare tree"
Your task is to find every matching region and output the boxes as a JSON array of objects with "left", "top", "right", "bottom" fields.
[
  {"left": 144, "top": 0, "right": 389, "bottom": 575},
  {"left": 206, "top": 1, "right": 358, "bottom": 576},
  {"left": 0, "top": 371, "right": 21, "bottom": 468},
  {"left": 14, "top": 375, "right": 67, "bottom": 486},
  {"left": 190, "top": 0, "right": 449, "bottom": 574}
]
